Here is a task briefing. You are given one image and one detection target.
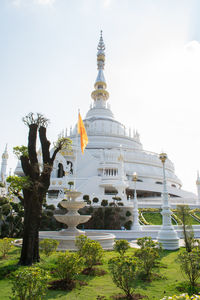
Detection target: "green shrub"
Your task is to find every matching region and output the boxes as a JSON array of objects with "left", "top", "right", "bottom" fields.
[
  {"left": 177, "top": 248, "right": 200, "bottom": 289},
  {"left": 108, "top": 256, "right": 138, "bottom": 299},
  {"left": 126, "top": 211, "right": 131, "bottom": 217},
  {"left": 135, "top": 237, "right": 162, "bottom": 280},
  {"left": 113, "top": 239, "right": 130, "bottom": 256},
  {"left": 56, "top": 251, "right": 84, "bottom": 281},
  {"left": 10, "top": 266, "right": 49, "bottom": 300},
  {"left": 0, "top": 237, "right": 13, "bottom": 258},
  {"left": 76, "top": 235, "right": 103, "bottom": 269},
  {"left": 39, "top": 238, "right": 59, "bottom": 256},
  {"left": 75, "top": 234, "right": 88, "bottom": 255}
]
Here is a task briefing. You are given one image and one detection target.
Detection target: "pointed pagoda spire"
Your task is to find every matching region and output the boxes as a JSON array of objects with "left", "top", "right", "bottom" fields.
[
  {"left": 91, "top": 31, "right": 109, "bottom": 104},
  {"left": 2, "top": 144, "right": 8, "bottom": 160}
]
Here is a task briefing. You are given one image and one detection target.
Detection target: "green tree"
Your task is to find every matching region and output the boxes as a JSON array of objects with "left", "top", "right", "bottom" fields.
[
  {"left": 108, "top": 256, "right": 138, "bottom": 300},
  {"left": 177, "top": 248, "right": 200, "bottom": 290},
  {"left": 11, "top": 113, "right": 71, "bottom": 265},
  {"left": 176, "top": 205, "right": 194, "bottom": 252}
]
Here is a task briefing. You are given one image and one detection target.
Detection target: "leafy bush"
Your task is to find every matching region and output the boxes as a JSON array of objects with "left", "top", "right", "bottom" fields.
[
  {"left": 177, "top": 248, "right": 200, "bottom": 289},
  {"left": 108, "top": 256, "right": 138, "bottom": 299},
  {"left": 39, "top": 238, "right": 59, "bottom": 256},
  {"left": 101, "top": 199, "right": 108, "bottom": 207},
  {"left": 135, "top": 237, "right": 162, "bottom": 280},
  {"left": 0, "top": 237, "right": 13, "bottom": 258},
  {"left": 75, "top": 235, "right": 88, "bottom": 255},
  {"left": 113, "top": 239, "right": 130, "bottom": 256},
  {"left": 0, "top": 197, "right": 24, "bottom": 238},
  {"left": 10, "top": 266, "right": 49, "bottom": 300},
  {"left": 75, "top": 235, "right": 103, "bottom": 270},
  {"left": 55, "top": 251, "right": 84, "bottom": 281}
]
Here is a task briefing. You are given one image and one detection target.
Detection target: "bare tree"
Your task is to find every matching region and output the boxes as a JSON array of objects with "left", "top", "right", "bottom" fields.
[{"left": 16, "top": 113, "right": 71, "bottom": 265}]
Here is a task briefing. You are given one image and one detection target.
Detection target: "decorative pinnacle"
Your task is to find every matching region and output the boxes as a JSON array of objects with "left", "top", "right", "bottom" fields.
[
  {"left": 159, "top": 152, "right": 167, "bottom": 164},
  {"left": 97, "top": 30, "right": 105, "bottom": 52},
  {"left": 91, "top": 31, "right": 109, "bottom": 101},
  {"left": 2, "top": 144, "right": 8, "bottom": 159}
]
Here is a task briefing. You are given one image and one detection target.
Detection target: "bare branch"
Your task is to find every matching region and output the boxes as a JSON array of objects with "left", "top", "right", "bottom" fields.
[{"left": 22, "top": 112, "right": 50, "bottom": 128}]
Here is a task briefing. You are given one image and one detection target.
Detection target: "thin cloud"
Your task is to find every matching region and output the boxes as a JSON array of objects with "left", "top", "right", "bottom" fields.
[
  {"left": 9, "top": 0, "right": 56, "bottom": 6},
  {"left": 35, "top": 0, "right": 56, "bottom": 5}
]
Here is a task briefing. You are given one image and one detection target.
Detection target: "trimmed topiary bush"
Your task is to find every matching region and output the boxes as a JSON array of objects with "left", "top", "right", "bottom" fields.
[{"left": 101, "top": 199, "right": 108, "bottom": 207}]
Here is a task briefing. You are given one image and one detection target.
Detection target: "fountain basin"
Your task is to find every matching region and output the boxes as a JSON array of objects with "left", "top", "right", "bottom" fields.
[
  {"left": 39, "top": 231, "right": 115, "bottom": 250},
  {"left": 60, "top": 200, "right": 86, "bottom": 210},
  {"left": 63, "top": 191, "right": 82, "bottom": 200},
  {"left": 54, "top": 215, "right": 91, "bottom": 228}
]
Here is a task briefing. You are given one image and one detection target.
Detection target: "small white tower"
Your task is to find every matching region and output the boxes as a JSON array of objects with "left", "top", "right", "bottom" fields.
[
  {"left": 196, "top": 171, "right": 200, "bottom": 205},
  {"left": 0, "top": 145, "right": 9, "bottom": 183}
]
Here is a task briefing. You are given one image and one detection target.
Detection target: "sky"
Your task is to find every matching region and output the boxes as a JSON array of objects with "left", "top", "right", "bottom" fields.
[{"left": 1, "top": 0, "right": 200, "bottom": 194}]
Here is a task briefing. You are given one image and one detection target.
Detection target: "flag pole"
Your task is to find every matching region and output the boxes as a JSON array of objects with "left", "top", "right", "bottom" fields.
[{"left": 73, "top": 109, "right": 80, "bottom": 190}]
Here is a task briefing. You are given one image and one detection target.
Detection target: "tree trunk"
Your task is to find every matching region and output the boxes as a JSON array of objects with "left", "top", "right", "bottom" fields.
[{"left": 19, "top": 190, "right": 42, "bottom": 265}]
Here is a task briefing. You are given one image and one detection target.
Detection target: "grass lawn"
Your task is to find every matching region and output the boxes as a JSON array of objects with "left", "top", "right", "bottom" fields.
[
  {"left": 0, "top": 245, "right": 199, "bottom": 300},
  {"left": 143, "top": 212, "right": 176, "bottom": 225}
]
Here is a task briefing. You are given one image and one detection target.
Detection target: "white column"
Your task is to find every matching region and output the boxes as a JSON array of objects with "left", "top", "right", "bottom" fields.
[
  {"left": 157, "top": 153, "right": 179, "bottom": 250},
  {"left": 131, "top": 173, "right": 141, "bottom": 231}
]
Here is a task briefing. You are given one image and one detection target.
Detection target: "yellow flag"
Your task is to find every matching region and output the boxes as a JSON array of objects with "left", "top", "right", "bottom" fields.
[{"left": 77, "top": 112, "right": 88, "bottom": 154}]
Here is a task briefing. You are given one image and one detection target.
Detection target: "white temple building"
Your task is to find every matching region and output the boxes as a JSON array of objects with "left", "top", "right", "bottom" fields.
[{"left": 34, "top": 32, "right": 199, "bottom": 208}]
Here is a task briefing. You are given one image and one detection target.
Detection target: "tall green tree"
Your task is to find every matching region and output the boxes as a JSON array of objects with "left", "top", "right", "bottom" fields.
[
  {"left": 176, "top": 205, "right": 194, "bottom": 252},
  {"left": 11, "top": 113, "right": 71, "bottom": 266}
]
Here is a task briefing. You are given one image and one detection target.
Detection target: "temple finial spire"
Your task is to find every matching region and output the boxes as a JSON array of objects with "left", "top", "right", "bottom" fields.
[
  {"left": 97, "top": 30, "right": 105, "bottom": 54},
  {"left": 91, "top": 31, "right": 109, "bottom": 104}
]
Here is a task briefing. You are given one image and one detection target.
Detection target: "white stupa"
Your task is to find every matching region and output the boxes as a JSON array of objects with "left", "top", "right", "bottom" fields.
[
  {"left": 10, "top": 32, "right": 197, "bottom": 208},
  {"left": 45, "top": 32, "right": 197, "bottom": 208}
]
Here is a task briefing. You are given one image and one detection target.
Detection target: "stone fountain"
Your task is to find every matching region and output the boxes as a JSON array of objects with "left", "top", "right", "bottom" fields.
[{"left": 39, "top": 189, "right": 115, "bottom": 250}]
